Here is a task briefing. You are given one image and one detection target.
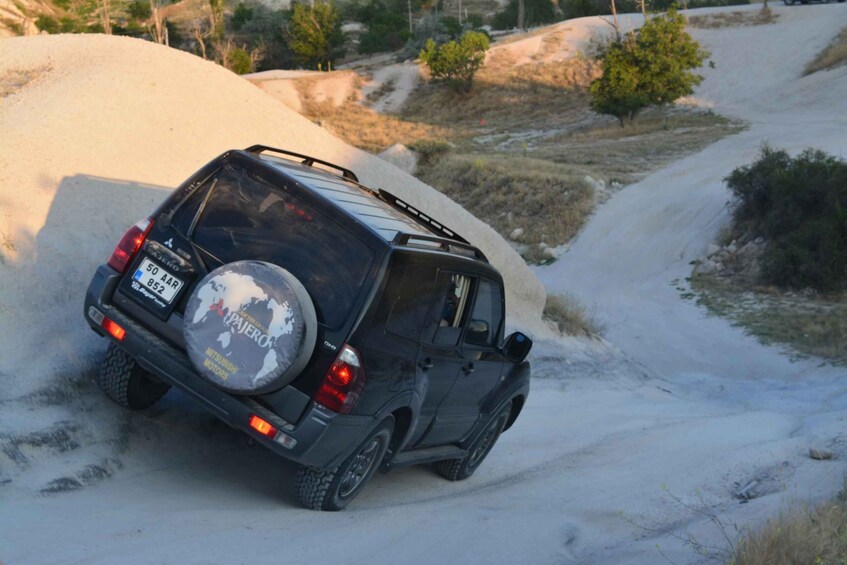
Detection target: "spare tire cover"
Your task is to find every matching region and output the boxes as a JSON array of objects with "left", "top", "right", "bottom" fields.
[{"left": 183, "top": 261, "right": 317, "bottom": 394}]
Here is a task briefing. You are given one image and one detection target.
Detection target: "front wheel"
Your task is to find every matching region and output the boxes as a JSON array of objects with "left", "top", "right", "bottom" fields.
[
  {"left": 296, "top": 419, "right": 394, "bottom": 511},
  {"left": 435, "top": 402, "right": 511, "bottom": 481}
]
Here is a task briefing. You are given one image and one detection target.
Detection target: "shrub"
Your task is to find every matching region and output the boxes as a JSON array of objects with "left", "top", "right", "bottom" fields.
[
  {"left": 35, "top": 15, "right": 60, "bottom": 33},
  {"left": 227, "top": 47, "right": 254, "bottom": 74},
  {"left": 127, "top": 0, "right": 152, "bottom": 21},
  {"left": 419, "top": 31, "right": 490, "bottom": 93},
  {"left": 725, "top": 146, "right": 847, "bottom": 291},
  {"left": 543, "top": 293, "right": 605, "bottom": 337},
  {"left": 232, "top": 2, "right": 254, "bottom": 31},
  {"left": 589, "top": 7, "right": 708, "bottom": 127}
]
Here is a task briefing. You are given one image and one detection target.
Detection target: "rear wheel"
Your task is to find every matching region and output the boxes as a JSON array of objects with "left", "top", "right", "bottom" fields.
[
  {"left": 435, "top": 402, "right": 511, "bottom": 481},
  {"left": 98, "top": 343, "right": 170, "bottom": 409},
  {"left": 296, "top": 419, "right": 394, "bottom": 511}
]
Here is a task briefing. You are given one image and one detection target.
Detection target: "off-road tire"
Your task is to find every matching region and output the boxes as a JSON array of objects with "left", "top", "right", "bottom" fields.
[
  {"left": 435, "top": 402, "right": 511, "bottom": 482},
  {"left": 296, "top": 419, "right": 394, "bottom": 511},
  {"left": 98, "top": 343, "right": 170, "bottom": 409}
]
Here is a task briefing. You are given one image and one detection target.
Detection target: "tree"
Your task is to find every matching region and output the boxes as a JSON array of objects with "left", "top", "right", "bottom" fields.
[
  {"left": 419, "top": 31, "right": 489, "bottom": 93},
  {"left": 288, "top": 2, "right": 345, "bottom": 70},
  {"left": 589, "top": 7, "right": 708, "bottom": 126},
  {"left": 492, "top": 0, "right": 556, "bottom": 30}
]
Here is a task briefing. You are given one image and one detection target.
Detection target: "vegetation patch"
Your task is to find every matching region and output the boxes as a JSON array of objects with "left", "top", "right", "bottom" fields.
[
  {"left": 417, "top": 154, "right": 594, "bottom": 255},
  {"left": 687, "top": 7, "right": 778, "bottom": 29},
  {"left": 805, "top": 25, "right": 847, "bottom": 75},
  {"left": 543, "top": 292, "right": 606, "bottom": 337},
  {"left": 297, "top": 98, "right": 451, "bottom": 154},
  {"left": 692, "top": 275, "right": 847, "bottom": 364},
  {"left": 725, "top": 146, "right": 847, "bottom": 292},
  {"left": 733, "top": 488, "right": 847, "bottom": 565},
  {"left": 535, "top": 109, "right": 741, "bottom": 184},
  {"left": 691, "top": 146, "right": 847, "bottom": 364}
]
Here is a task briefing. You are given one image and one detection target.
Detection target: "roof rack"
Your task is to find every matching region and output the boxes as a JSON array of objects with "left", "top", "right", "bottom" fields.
[
  {"left": 377, "top": 189, "right": 469, "bottom": 244},
  {"left": 245, "top": 145, "right": 359, "bottom": 182},
  {"left": 393, "top": 233, "right": 488, "bottom": 263}
]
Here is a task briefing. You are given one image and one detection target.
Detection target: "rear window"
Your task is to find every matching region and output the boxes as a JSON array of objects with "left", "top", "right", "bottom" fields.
[{"left": 181, "top": 165, "right": 374, "bottom": 327}]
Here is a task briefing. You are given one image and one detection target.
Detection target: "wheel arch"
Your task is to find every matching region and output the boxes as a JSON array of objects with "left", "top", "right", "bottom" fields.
[{"left": 503, "top": 394, "right": 525, "bottom": 432}]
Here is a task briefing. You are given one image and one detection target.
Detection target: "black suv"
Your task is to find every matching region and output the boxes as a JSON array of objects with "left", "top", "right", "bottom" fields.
[{"left": 84, "top": 146, "right": 532, "bottom": 510}]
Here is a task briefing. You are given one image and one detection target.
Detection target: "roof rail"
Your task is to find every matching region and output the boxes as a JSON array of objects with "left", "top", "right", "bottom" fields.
[
  {"left": 245, "top": 145, "right": 359, "bottom": 182},
  {"left": 392, "top": 233, "right": 488, "bottom": 263},
  {"left": 377, "top": 189, "right": 469, "bottom": 244}
]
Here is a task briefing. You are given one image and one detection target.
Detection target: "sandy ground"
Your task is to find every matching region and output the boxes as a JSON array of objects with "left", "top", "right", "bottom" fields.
[
  {"left": 246, "top": 69, "right": 364, "bottom": 112},
  {"left": 2, "top": 5, "right": 847, "bottom": 564}
]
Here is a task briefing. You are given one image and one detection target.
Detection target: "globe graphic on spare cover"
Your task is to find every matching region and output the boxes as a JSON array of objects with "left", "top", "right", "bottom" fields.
[{"left": 185, "top": 262, "right": 304, "bottom": 392}]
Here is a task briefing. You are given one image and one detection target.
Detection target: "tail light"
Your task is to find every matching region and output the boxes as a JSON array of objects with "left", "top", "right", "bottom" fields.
[
  {"left": 248, "top": 415, "right": 277, "bottom": 438},
  {"left": 315, "top": 344, "right": 366, "bottom": 414},
  {"left": 107, "top": 218, "right": 154, "bottom": 274}
]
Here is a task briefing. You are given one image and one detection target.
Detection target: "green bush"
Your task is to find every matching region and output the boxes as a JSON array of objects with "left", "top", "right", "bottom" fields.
[
  {"left": 725, "top": 146, "right": 847, "bottom": 292},
  {"left": 419, "top": 31, "right": 489, "bottom": 93},
  {"left": 36, "top": 15, "right": 59, "bottom": 33},
  {"left": 127, "top": 0, "right": 152, "bottom": 21},
  {"left": 232, "top": 2, "right": 254, "bottom": 31},
  {"left": 227, "top": 47, "right": 254, "bottom": 74},
  {"left": 589, "top": 7, "right": 708, "bottom": 127}
]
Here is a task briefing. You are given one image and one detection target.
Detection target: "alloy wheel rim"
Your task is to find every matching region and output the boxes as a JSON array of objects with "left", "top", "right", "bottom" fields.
[{"left": 339, "top": 436, "right": 382, "bottom": 498}]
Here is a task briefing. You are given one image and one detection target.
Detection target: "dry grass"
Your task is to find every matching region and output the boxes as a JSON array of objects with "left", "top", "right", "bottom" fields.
[
  {"left": 543, "top": 292, "right": 606, "bottom": 337},
  {"left": 417, "top": 153, "right": 595, "bottom": 252},
  {"left": 298, "top": 98, "right": 452, "bottom": 154},
  {"left": 404, "top": 59, "right": 600, "bottom": 133},
  {"left": 692, "top": 275, "right": 847, "bottom": 364},
  {"left": 805, "top": 25, "right": 847, "bottom": 75},
  {"left": 536, "top": 109, "right": 744, "bottom": 184},
  {"left": 687, "top": 7, "right": 778, "bottom": 29},
  {"left": 733, "top": 491, "right": 847, "bottom": 565}
]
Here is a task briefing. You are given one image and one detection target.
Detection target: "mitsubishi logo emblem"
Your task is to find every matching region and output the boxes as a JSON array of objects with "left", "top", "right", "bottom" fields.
[{"left": 164, "top": 238, "right": 173, "bottom": 248}]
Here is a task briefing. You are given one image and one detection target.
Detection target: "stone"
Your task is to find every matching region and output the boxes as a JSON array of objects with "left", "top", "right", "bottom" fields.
[
  {"left": 694, "top": 259, "right": 719, "bottom": 275},
  {"left": 809, "top": 447, "right": 833, "bottom": 460},
  {"left": 510, "top": 228, "right": 525, "bottom": 241},
  {"left": 377, "top": 144, "right": 418, "bottom": 175},
  {"left": 706, "top": 243, "right": 721, "bottom": 257}
]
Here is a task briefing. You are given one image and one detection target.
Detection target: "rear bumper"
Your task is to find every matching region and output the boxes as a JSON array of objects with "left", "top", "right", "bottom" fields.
[{"left": 84, "top": 264, "right": 375, "bottom": 470}]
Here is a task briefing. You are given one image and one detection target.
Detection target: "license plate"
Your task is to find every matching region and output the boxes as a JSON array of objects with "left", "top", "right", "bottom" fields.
[{"left": 132, "top": 258, "right": 184, "bottom": 304}]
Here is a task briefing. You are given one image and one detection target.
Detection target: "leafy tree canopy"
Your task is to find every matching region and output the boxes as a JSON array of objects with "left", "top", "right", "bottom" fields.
[
  {"left": 419, "top": 31, "right": 489, "bottom": 93},
  {"left": 589, "top": 7, "right": 708, "bottom": 126},
  {"left": 288, "top": 1, "right": 345, "bottom": 70}
]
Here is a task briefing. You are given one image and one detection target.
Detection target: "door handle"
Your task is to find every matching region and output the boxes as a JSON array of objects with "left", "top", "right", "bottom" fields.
[
  {"left": 462, "top": 362, "right": 475, "bottom": 375},
  {"left": 418, "top": 357, "right": 434, "bottom": 370}
]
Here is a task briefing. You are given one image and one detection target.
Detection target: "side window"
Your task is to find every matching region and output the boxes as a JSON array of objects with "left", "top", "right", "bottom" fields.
[
  {"left": 464, "top": 278, "right": 504, "bottom": 348},
  {"left": 385, "top": 262, "right": 437, "bottom": 342},
  {"left": 424, "top": 272, "right": 474, "bottom": 346}
]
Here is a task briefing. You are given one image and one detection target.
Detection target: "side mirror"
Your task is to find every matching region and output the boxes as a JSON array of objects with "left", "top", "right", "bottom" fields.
[
  {"left": 466, "top": 319, "right": 490, "bottom": 347},
  {"left": 501, "top": 332, "right": 532, "bottom": 363}
]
